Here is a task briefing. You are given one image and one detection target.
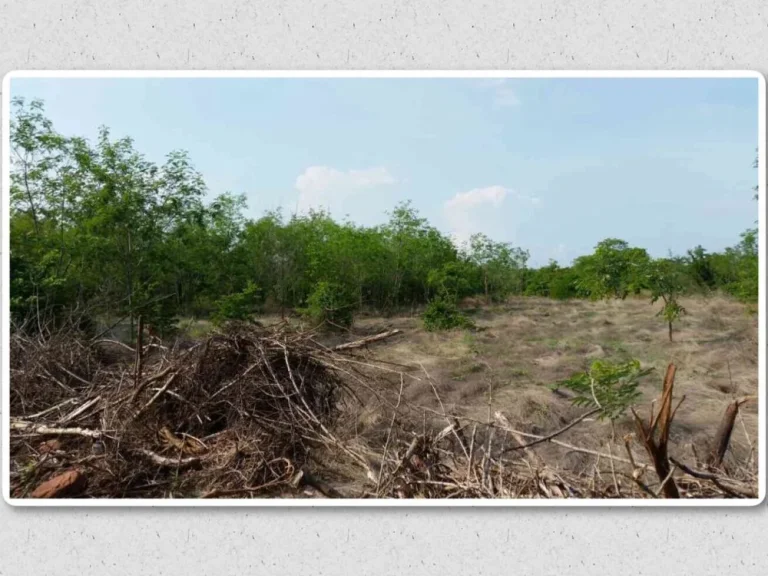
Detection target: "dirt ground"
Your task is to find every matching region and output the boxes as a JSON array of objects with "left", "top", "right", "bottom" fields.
[{"left": 330, "top": 294, "right": 760, "bottom": 477}]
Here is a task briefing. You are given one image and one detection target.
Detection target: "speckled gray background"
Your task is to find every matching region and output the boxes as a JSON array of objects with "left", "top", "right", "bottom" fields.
[{"left": 1, "top": 1, "right": 767, "bottom": 574}]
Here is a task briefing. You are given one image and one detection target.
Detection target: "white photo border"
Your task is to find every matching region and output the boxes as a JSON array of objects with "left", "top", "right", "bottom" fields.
[{"left": 2, "top": 69, "right": 765, "bottom": 508}]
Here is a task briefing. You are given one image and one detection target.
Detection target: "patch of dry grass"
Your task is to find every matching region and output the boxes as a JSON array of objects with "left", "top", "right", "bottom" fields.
[{"left": 366, "top": 294, "right": 759, "bottom": 478}]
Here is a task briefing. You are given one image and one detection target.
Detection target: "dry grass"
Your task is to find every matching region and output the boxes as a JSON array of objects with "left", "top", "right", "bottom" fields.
[
  {"left": 354, "top": 294, "right": 759, "bottom": 480},
  {"left": 8, "top": 294, "right": 759, "bottom": 500}
]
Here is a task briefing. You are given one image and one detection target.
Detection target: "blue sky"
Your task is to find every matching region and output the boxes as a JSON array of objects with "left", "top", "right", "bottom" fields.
[{"left": 9, "top": 76, "right": 760, "bottom": 266}]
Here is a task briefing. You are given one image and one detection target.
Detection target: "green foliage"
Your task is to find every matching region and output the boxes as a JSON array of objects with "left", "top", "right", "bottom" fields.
[
  {"left": 686, "top": 245, "right": 717, "bottom": 290},
  {"left": 8, "top": 99, "right": 759, "bottom": 341},
  {"left": 647, "top": 258, "right": 689, "bottom": 341},
  {"left": 727, "top": 228, "right": 759, "bottom": 304},
  {"left": 423, "top": 298, "right": 475, "bottom": 332},
  {"left": 553, "top": 360, "right": 652, "bottom": 421},
  {"left": 465, "top": 233, "right": 529, "bottom": 302},
  {"left": 524, "top": 260, "right": 580, "bottom": 300},
  {"left": 212, "top": 281, "right": 261, "bottom": 325},
  {"left": 573, "top": 239, "right": 651, "bottom": 300},
  {"left": 300, "top": 281, "right": 355, "bottom": 329},
  {"left": 427, "top": 261, "right": 476, "bottom": 301}
]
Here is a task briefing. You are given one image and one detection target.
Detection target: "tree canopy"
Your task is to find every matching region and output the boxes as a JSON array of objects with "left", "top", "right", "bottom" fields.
[{"left": 8, "top": 98, "right": 760, "bottom": 337}]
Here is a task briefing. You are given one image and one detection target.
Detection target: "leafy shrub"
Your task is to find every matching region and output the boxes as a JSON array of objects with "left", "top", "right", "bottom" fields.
[
  {"left": 300, "top": 281, "right": 355, "bottom": 329},
  {"left": 212, "top": 281, "right": 261, "bottom": 325},
  {"left": 422, "top": 297, "right": 475, "bottom": 332},
  {"left": 552, "top": 359, "right": 652, "bottom": 421}
]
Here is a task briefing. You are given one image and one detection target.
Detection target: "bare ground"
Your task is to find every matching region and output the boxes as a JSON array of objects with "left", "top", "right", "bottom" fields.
[{"left": 340, "top": 294, "right": 759, "bottom": 480}]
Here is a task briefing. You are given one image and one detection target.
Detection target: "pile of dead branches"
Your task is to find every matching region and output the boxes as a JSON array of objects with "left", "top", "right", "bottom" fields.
[{"left": 8, "top": 321, "right": 373, "bottom": 498}]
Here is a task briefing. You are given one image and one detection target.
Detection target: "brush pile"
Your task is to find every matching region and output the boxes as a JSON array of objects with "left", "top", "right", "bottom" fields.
[
  {"left": 7, "top": 322, "right": 759, "bottom": 501},
  {"left": 9, "top": 322, "right": 356, "bottom": 498}
]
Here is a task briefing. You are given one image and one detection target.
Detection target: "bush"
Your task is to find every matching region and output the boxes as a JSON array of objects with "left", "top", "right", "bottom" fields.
[
  {"left": 212, "top": 281, "right": 261, "bottom": 325},
  {"left": 300, "top": 281, "right": 355, "bottom": 329},
  {"left": 553, "top": 359, "right": 652, "bottom": 421},
  {"left": 423, "top": 297, "right": 475, "bottom": 332}
]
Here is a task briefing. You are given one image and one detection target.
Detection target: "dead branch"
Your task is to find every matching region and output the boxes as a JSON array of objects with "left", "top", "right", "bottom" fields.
[
  {"left": 670, "top": 457, "right": 757, "bottom": 499},
  {"left": 332, "top": 329, "right": 402, "bottom": 351},
  {"left": 134, "top": 448, "right": 201, "bottom": 469},
  {"left": 500, "top": 407, "right": 601, "bottom": 454},
  {"left": 11, "top": 421, "right": 105, "bottom": 439}
]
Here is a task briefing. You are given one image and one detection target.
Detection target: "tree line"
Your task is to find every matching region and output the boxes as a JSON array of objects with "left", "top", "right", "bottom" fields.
[{"left": 8, "top": 98, "right": 759, "bottom": 340}]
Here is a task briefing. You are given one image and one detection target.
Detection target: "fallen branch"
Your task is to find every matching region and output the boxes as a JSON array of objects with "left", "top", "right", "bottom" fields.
[
  {"left": 492, "top": 413, "right": 636, "bottom": 466},
  {"left": 134, "top": 448, "right": 200, "bottom": 469},
  {"left": 500, "top": 407, "right": 601, "bottom": 454},
  {"left": 11, "top": 421, "right": 105, "bottom": 439},
  {"left": 131, "top": 372, "right": 179, "bottom": 422},
  {"left": 332, "top": 329, "right": 402, "bottom": 352},
  {"left": 56, "top": 396, "right": 102, "bottom": 425},
  {"left": 670, "top": 457, "right": 756, "bottom": 499}
]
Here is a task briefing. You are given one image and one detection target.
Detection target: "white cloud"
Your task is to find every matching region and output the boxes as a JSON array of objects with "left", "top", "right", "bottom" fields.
[
  {"left": 445, "top": 185, "right": 509, "bottom": 213},
  {"left": 443, "top": 185, "right": 539, "bottom": 245},
  {"left": 295, "top": 166, "right": 396, "bottom": 213}
]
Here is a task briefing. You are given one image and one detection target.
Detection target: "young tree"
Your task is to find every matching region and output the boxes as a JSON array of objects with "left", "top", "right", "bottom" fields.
[
  {"left": 647, "top": 258, "right": 688, "bottom": 342},
  {"left": 553, "top": 359, "right": 651, "bottom": 421}
]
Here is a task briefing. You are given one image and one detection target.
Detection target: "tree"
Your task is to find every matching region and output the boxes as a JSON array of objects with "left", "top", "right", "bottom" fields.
[
  {"left": 9, "top": 97, "right": 758, "bottom": 343},
  {"left": 466, "top": 233, "right": 528, "bottom": 303},
  {"left": 686, "top": 245, "right": 717, "bottom": 290},
  {"left": 574, "top": 239, "right": 650, "bottom": 300},
  {"left": 647, "top": 258, "right": 688, "bottom": 342},
  {"left": 300, "top": 281, "right": 355, "bottom": 330},
  {"left": 427, "top": 260, "right": 476, "bottom": 302}
]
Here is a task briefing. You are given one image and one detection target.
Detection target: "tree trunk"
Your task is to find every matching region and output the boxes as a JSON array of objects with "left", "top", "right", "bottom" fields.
[{"left": 668, "top": 321, "right": 673, "bottom": 342}]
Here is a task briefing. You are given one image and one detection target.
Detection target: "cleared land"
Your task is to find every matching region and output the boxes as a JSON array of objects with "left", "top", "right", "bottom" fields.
[
  {"left": 349, "top": 295, "right": 758, "bottom": 478},
  {"left": 8, "top": 294, "right": 759, "bottom": 500}
]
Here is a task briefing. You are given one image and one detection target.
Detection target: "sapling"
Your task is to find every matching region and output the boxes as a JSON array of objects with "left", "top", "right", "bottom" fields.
[
  {"left": 647, "top": 259, "right": 688, "bottom": 342},
  {"left": 552, "top": 359, "right": 651, "bottom": 421}
]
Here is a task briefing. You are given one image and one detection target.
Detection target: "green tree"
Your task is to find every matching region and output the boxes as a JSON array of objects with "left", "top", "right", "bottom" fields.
[
  {"left": 647, "top": 258, "right": 688, "bottom": 342},
  {"left": 466, "top": 233, "right": 528, "bottom": 303},
  {"left": 574, "top": 239, "right": 650, "bottom": 300}
]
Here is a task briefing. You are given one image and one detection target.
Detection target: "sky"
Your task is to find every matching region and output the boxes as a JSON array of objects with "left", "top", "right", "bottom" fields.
[{"left": 9, "top": 76, "right": 760, "bottom": 267}]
